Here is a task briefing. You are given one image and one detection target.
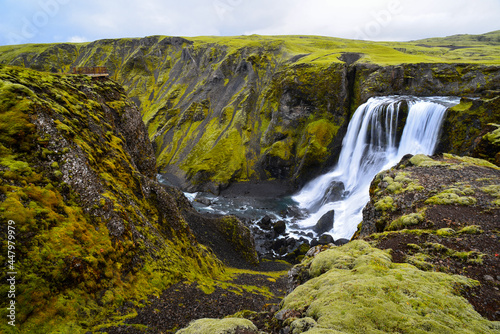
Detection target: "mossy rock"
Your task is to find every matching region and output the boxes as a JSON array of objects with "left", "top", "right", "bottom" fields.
[
  {"left": 0, "top": 66, "right": 224, "bottom": 333},
  {"left": 177, "top": 318, "right": 258, "bottom": 334},
  {"left": 281, "top": 241, "right": 498, "bottom": 333}
]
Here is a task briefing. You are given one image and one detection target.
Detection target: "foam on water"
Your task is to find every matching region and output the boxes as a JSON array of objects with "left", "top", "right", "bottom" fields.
[{"left": 293, "top": 95, "right": 460, "bottom": 239}]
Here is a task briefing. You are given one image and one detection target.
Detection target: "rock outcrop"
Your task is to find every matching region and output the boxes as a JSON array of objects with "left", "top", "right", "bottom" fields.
[
  {"left": 0, "top": 65, "right": 230, "bottom": 332},
  {"left": 438, "top": 95, "right": 500, "bottom": 165},
  {"left": 360, "top": 153, "right": 500, "bottom": 320}
]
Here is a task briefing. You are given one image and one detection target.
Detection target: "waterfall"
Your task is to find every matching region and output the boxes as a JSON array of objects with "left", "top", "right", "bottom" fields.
[{"left": 293, "top": 95, "right": 460, "bottom": 240}]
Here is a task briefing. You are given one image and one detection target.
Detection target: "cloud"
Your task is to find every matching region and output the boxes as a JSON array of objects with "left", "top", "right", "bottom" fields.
[
  {"left": 68, "top": 36, "right": 88, "bottom": 43},
  {"left": 244, "top": 0, "right": 500, "bottom": 40},
  {"left": 0, "top": 0, "right": 499, "bottom": 45}
]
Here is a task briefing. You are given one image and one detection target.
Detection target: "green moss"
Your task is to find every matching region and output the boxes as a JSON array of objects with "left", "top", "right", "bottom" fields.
[
  {"left": 290, "top": 317, "right": 318, "bottom": 333},
  {"left": 374, "top": 196, "right": 396, "bottom": 212},
  {"left": 436, "top": 228, "right": 456, "bottom": 237},
  {"left": 458, "top": 225, "right": 484, "bottom": 235},
  {"left": 217, "top": 216, "right": 259, "bottom": 266},
  {"left": 282, "top": 241, "right": 496, "bottom": 334},
  {"left": 0, "top": 66, "right": 226, "bottom": 333},
  {"left": 297, "top": 119, "right": 340, "bottom": 164},
  {"left": 481, "top": 185, "right": 500, "bottom": 206},
  {"left": 443, "top": 153, "right": 500, "bottom": 170},
  {"left": 425, "top": 188, "right": 477, "bottom": 206},
  {"left": 483, "top": 123, "right": 500, "bottom": 145},
  {"left": 410, "top": 154, "right": 449, "bottom": 167},
  {"left": 177, "top": 318, "right": 258, "bottom": 334},
  {"left": 408, "top": 242, "right": 487, "bottom": 266},
  {"left": 406, "top": 253, "right": 435, "bottom": 271},
  {"left": 386, "top": 212, "right": 425, "bottom": 231},
  {"left": 181, "top": 123, "right": 249, "bottom": 186},
  {"left": 266, "top": 138, "right": 293, "bottom": 161}
]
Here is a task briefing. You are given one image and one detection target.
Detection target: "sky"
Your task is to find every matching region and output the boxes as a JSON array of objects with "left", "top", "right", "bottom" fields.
[{"left": 0, "top": 0, "right": 499, "bottom": 46}]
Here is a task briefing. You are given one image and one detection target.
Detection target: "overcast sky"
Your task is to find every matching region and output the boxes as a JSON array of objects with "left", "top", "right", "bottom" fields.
[{"left": 1, "top": 0, "right": 499, "bottom": 46}]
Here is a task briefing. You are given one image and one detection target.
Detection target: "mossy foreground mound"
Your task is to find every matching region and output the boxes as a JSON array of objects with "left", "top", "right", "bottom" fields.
[
  {"left": 183, "top": 241, "right": 499, "bottom": 333},
  {"left": 0, "top": 65, "right": 225, "bottom": 333},
  {"left": 281, "top": 241, "right": 498, "bottom": 333}
]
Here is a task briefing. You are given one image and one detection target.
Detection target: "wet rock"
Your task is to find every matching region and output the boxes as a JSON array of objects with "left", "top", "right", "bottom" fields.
[
  {"left": 324, "top": 181, "right": 345, "bottom": 203},
  {"left": 194, "top": 197, "right": 212, "bottom": 206},
  {"left": 313, "top": 210, "right": 335, "bottom": 234},
  {"left": 273, "top": 220, "right": 287, "bottom": 235},
  {"left": 286, "top": 206, "right": 306, "bottom": 219},
  {"left": 258, "top": 215, "right": 273, "bottom": 230},
  {"left": 272, "top": 239, "right": 287, "bottom": 251},
  {"left": 318, "top": 234, "right": 334, "bottom": 245}
]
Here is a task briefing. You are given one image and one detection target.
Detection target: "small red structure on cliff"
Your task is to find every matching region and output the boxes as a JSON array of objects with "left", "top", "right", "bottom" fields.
[{"left": 72, "top": 66, "right": 109, "bottom": 77}]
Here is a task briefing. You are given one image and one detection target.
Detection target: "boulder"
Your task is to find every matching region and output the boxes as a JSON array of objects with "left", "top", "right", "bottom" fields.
[
  {"left": 334, "top": 238, "right": 350, "bottom": 246},
  {"left": 314, "top": 210, "right": 335, "bottom": 234},
  {"left": 258, "top": 215, "right": 273, "bottom": 230},
  {"left": 324, "top": 181, "right": 345, "bottom": 203},
  {"left": 318, "top": 234, "right": 334, "bottom": 245}
]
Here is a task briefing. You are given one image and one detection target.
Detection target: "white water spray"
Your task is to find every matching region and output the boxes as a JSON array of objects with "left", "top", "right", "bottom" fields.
[{"left": 293, "top": 96, "right": 460, "bottom": 240}]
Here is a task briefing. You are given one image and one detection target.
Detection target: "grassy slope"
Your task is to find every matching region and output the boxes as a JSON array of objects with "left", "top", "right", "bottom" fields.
[{"left": 2, "top": 31, "right": 499, "bottom": 66}]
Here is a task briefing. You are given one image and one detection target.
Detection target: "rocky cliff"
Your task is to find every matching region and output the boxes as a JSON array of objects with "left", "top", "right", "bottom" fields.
[
  {"left": 181, "top": 154, "right": 500, "bottom": 333},
  {"left": 0, "top": 65, "right": 232, "bottom": 333},
  {"left": 1, "top": 33, "right": 499, "bottom": 192}
]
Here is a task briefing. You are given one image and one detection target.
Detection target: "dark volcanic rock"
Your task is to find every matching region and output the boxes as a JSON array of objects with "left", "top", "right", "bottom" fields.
[
  {"left": 324, "top": 181, "right": 345, "bottom": 203},
  {"left": 318, "top": 234, "right": 335, "bottom": 245},
  {"left": 334, "top": 238, "right": 350, "bottom": 246},
  {"left": 273, "top": 220, "right": 287, "bottom": 235},
  {"left": 314, "top": 210, "right": 335, "bottom": 234},
  {"left": 182, "top": 211, "right": 259, "bottom": 267}
]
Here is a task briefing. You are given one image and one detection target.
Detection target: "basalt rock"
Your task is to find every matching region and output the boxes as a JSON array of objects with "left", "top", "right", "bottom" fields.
[
  {"left": 437, "top": 95, "right": 500, "bottom": 166},
  {"left": 313, "top": 210, "right": 335, "bottom": 234}
]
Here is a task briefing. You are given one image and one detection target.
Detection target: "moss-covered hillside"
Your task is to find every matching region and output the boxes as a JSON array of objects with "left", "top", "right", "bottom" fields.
[
  {"left": 0, "top": 65, "right": 226, "bottom": 333},
  {"left": 1, "top": 32, "right": 499, "bottom": 191}
]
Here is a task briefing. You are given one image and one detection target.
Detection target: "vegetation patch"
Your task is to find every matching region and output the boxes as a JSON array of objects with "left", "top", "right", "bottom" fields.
[
  {"left": 386, "top": 211, "right": 426, "bottom": 231},
  {"left": 0, "top": 66, "right": 225, "bottom": 333},
  {"left": 280, "top": 241, "right": 497, "bottom": 334},
  {"left": 177, "top": 318, "right": 258, "bottom": 334},
  {"left": 425, "top": 188, "right": 477, "bottom": 206}
]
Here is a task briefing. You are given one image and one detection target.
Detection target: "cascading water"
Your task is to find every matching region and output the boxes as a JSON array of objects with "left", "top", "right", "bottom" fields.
[{"left": 293, "top": 95, "right": 461, "bottom": 240}]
